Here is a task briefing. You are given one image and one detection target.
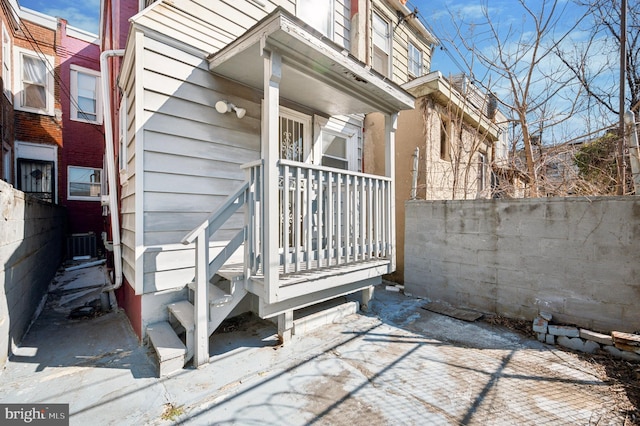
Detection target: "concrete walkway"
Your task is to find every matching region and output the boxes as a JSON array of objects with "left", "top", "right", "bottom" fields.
[{"left": 0, "top": 266, "right": 625, "bottom": 425}]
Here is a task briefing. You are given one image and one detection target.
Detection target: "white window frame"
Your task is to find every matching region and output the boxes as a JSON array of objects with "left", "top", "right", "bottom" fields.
[
  {"left": 408, "top": 42, "right": 423, "bottom": 77},
  {"left": 15, "top": 141, "right": 58, "bottom": 203},
  {"left": 372, "top": 11, "right": 391, "bottom": 78},
  {"left": 279, "top": 106, "right": 312, "bottom": 163},
  {"left": 67, "top": 165, "right": 103, "bottom": 201},
  {"left": 297, "top": 0, "right": 335, "bottom": 40},
  {"left": 313, "top": 117, "right": 359, "bottom": 172},
  {"left": 70, "top": 64, "right": 102, "bottom": 124},
  {"left": 119, "top": 95, "right": 127, "bottom": 172},
  {"left": 13, "top": 47, "right": 55, "bottom": 115},
  {"left": 2, "top": 22, "right": 12, "bottom": 102}
]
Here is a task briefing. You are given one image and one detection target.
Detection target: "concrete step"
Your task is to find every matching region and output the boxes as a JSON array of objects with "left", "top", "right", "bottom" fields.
[{"left": 146, "top": 321, "right": 186, "bottom": 377}]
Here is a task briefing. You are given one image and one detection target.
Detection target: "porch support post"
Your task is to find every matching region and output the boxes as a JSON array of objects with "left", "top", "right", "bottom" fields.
[
  {"left": 277, "top": 310, "right": 294, "bottom": 344},
  {"left": 262, "top": 41, "right": 281, "bottom": 303},
  {"left": 194, "top": 230, "right": 210, "bottom": 367},
  {"left": 361, "top": 285, "right": 374, "bottom": 312},
  {"left": 385, "top": 113, "right": 398, "bottom": 272}
]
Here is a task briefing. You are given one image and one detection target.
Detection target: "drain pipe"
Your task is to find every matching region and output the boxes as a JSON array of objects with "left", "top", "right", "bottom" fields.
[{"left": 100, "top": 49, "right": 125, "bottom": 307}]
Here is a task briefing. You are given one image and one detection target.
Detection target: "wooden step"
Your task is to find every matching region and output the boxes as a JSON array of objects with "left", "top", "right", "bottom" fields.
[
  {"left": 168, "top": 300, "right": 195, "bottom": 332},
  {"left": 187, "top": 282, "right": 234, "bottom": 307},
  {"left": 146, "top": 321, "right": 186, "bottom": 377}
]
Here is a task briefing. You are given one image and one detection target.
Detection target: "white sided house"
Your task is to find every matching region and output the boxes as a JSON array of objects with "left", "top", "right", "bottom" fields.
[{"left": 105, "top": 1, "right": 414, "bottom": 375}]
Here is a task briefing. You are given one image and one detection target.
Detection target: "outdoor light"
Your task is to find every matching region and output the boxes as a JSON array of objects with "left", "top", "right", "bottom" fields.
[{"left": 215, "top": 100, "right": 246, "bottom": 119}]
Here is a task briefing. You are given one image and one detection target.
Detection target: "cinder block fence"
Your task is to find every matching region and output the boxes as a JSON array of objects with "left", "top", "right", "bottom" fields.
[
  {"left": 404, "top": 197, "right": 640, "bottom": 333},
  {"left": 1, "top": 180, "right": 65, "bottom": 368}
]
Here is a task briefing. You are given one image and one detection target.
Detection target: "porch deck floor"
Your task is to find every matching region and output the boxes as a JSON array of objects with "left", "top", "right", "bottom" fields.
[{"left": 250, "top": 258, "right": 390, "bottom": 287}]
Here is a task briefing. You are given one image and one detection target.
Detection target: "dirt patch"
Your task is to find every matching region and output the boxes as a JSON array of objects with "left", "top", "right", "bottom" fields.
[{"left": 482, "top": 315, "right": 640, "bottom": 425}]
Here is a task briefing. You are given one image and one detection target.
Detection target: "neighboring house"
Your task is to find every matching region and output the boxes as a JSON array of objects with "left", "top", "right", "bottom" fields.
[
  {"left": 57, "top": 19, "right": 105, "bottom": 254},
  {"left": 388, "top": 73, "right": 509, "bottom": 283},
  {"left": 100, "top": 0, "right": 414, "bottom": 375},
  {"left": 11, "top": 7, "right": 61, "bottom": 205},
  {"left": 1, "top": 1, "right": 105, "bottom": 257},
  {"left": 0, "top": 2, "right": 17, "bottom": 184}
]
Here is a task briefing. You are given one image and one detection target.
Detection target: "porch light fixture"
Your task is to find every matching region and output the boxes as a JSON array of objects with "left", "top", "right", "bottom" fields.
[{"left": 215, "top": 100, "right": 246, "bottom": 119}]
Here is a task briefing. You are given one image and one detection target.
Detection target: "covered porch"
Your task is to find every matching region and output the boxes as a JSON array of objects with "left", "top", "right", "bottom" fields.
[{"left": 182, "top": 8, "right": 414, "bottom": 366}]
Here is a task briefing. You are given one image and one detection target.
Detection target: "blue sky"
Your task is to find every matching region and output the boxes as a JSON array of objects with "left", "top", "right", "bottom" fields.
[
  {"left": 18, "top": 0, "right": 616, "bottom": 138},
  {"left": 19, "top": 0, "right": 101, "bottom": 34}
]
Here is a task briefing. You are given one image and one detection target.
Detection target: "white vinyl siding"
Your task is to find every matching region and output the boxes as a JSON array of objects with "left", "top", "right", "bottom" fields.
[{"left": 137, "top": 36, "right": 260, "bottom": 292}]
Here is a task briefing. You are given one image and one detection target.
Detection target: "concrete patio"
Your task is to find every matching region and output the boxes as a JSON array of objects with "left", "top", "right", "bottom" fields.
[{"left": 0, "top": 266, "right": 627, "bottom": 425}]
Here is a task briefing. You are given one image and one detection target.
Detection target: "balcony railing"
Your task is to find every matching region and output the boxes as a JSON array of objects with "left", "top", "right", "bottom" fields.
[{"left": 244, "top": 159, "right": 393, "bottom": 278}]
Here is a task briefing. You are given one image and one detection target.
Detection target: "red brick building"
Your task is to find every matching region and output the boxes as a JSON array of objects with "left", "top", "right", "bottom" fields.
[{"left": 1, "top": 1, "right": 105, "bottom": 257}]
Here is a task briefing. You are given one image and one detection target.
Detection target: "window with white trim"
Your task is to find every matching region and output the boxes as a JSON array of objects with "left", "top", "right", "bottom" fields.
[
  {"left": 408, "top": 42, "right": 422, "bottom": 77},
  {"left": 318, "top": 119, "right": 359, "bottom": 172},
  {"left": 372, "top": 12, "right": 391, "bottom": 77},
  {"left": 297, "top": 0, "right": 334, "bottom": 39},
  {"left": 70, "top": 65, "right": 102, "bottom": 123},
  {"left": 2, "top": 23, "right": 11, "bottom": 101},
  {"left": 68, "top": 166, "right": 102, "bottom": 201},
  {"left": 279, "top": 107, "right": 312, "bottom": 162},
  {"left": 14, "top": 47, "right": 54, "bottom": 115},
  {"left": 18, "top": 158, "right": 54, "bottom": 202}
]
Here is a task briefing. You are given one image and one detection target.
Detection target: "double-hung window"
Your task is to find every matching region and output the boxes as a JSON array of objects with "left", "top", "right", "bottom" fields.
[
  {"left": 297, "top": 0, "right": 334, "bottom": 39},
  {"left": 2, "top": 23, "right": 11, "bottom": 101},
  {"left": 14, "top": 47, "right": 54, "bottom": 115},
  {"left": 408, "top": 42, "right": 422, "bottom": 77},
  {"left": 372, "top": 12, "right": 391, "bottom": 77},
  {"left": 70, "top": 65, "right": 102, "bottom": 123}
]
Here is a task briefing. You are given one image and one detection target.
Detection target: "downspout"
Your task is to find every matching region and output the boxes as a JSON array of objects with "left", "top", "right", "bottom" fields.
[{"left": 100, "top": 49, "right": 125, "bottom": 301}]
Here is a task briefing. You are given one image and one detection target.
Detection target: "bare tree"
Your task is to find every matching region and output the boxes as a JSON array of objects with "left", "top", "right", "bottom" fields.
[
  {"left": 566, "top": 0, "right": 640, "bottom": 116},
  {"left": 440, "top": 0, "right": 591, "bottom": 196}
]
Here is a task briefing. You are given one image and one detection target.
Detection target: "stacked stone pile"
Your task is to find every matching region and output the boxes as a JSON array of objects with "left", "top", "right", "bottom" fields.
[{"left": 533, "top": 312, "right": 640, "bottom": 361}]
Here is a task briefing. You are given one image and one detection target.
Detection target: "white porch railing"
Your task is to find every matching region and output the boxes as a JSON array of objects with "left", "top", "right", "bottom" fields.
[{"left": 244, "top": 159, "right": 393, "bottom": 277}]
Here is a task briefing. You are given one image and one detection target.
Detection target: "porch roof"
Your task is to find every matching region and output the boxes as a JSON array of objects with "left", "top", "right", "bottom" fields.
[{"left": 207, "top": 8, "right": 415, "bottom": 116}]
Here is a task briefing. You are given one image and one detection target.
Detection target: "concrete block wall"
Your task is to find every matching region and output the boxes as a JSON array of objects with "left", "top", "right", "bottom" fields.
[
  {"left": 404, "top": 197, "right": 640, "bottom": 333},
  {"left": 0, "top": 180, "right": 66, "bottom": 368}
]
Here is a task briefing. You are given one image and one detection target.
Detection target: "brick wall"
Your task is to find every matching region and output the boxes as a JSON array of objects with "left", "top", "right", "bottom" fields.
[
  {"left": 57, "top": 19, "right": 104, "bottom": 238},
  {"left": 0, "top": 180, "right": 65, "bottom": 368},
  {"left": 405, "top": 197, "right": 640, "bottom": 334}
]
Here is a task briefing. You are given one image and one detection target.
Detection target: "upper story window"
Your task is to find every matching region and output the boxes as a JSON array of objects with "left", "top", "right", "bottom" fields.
[
  {"left": 14, "top": 47, "right": 54, "bottom": 115},
  {"left": 70, "top": 65, "right": 102, "bottom": 124},
  {"left": 408, "top": 42, "right": 423, "bottom": 77},
  {"left": 372, "top": 12, "right": 391, "bottom": 77},
  {"left": 297, "top": 0, "right": 334, "bottom": 39},
  {"left": 2, "top": 23, "right": 11, "bottom": 101}
]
